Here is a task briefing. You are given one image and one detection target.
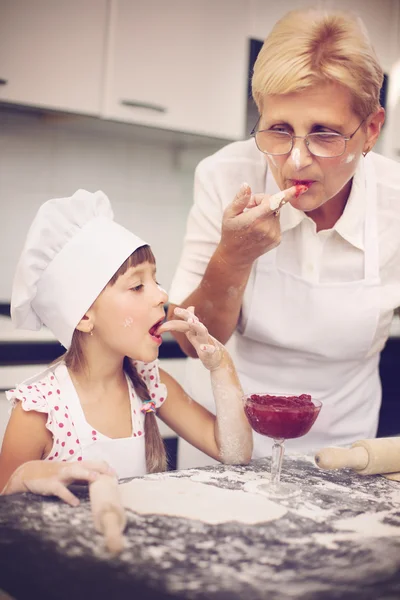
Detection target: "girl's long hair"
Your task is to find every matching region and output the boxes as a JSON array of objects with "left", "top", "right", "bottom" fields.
[{"left": 63, "top": 245, "right": 167, "bottom": 474}]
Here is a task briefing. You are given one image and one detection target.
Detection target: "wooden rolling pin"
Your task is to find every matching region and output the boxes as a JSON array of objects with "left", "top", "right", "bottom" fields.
[
  {"left": 89, "top": 475, "right": 127, "bottom": 554},
  {"left": 315, "top": 437, "right": 400, "bottom": 477}
]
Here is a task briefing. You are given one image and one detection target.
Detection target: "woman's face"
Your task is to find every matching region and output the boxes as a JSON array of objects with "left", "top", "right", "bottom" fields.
[{"left": 258, "top": 82, "right": 382, "bottom": 213}]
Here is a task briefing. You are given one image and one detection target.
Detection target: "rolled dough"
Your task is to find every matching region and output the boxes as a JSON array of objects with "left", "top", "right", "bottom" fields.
[{"left": 119, "top": 477, "right": 287, "bottom": 524}]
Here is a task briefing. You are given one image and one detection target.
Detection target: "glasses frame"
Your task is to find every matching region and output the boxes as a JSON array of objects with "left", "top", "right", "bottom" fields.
[{"left": 251, "top": 119, "right": 366, "bottom": 158}]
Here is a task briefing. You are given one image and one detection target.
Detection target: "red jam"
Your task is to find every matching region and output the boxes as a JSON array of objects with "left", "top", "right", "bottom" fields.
[
  {"left": 295, "top": 183, "right": 310, "bottom": 198},
  {"left": 244, "top": 393, "right": 320, "bottom": 439}
]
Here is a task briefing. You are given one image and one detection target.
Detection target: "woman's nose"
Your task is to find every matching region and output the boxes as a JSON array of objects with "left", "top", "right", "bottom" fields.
[{"left": 290, "top": 137, "right": 313, "bottom": 170}]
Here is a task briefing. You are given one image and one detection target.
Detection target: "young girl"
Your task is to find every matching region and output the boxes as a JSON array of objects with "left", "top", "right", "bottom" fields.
[{"left": 0, "top": 189, "right": 252, "bottom": 505}]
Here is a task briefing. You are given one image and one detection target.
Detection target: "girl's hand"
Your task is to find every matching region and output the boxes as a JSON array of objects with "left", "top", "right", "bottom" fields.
[
  {"left": 2, "top": 459, "right": 116, "bottom": 507},
  {"left": 158, "top": 307, "right": 224, "bottom": 371}
]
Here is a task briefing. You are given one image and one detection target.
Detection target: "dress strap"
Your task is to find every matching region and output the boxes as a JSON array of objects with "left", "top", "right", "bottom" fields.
[{"left": 53, "top": 363, "right": 95, "bottom": 442}]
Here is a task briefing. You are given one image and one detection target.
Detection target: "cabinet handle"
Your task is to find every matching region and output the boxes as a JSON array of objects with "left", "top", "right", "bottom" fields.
[
  {"left": 120, "top": 99, "right": 166, "bottom": 113},
  {"left": 0, "top": 79, "right": 7, "bottom": 85}
]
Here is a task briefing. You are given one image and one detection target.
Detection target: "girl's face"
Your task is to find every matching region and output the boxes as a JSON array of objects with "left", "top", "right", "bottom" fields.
[
  {"left": 258, "top": 82, "right": 383, "bottom": 213},
  {"left": 89, "top": 261, "right": 168, "bottom": 362}
]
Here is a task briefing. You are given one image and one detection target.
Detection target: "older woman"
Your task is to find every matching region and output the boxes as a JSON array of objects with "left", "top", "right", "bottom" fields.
[{"left": 168, "top": 8, "right": 400, "bottom": 463}]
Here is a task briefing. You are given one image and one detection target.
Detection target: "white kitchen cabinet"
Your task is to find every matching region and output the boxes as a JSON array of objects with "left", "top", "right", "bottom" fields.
[
  {"left": 102, "top": 0, "right": 249, "bottom": 140},
  {"left": 0, "top": 0, "right": 108, "bottom": 115}
]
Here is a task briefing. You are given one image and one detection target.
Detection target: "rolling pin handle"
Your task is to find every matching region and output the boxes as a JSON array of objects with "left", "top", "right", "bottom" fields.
[
  {"left": 315, "top": 446, "right": 369, "bottom": 471},
  {"left": 101, "top": 511, "right": 125, "bottom": 555}
]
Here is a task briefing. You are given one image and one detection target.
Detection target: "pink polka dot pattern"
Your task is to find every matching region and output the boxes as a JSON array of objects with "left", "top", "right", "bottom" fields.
[
  {"left": 133, "top": 359, "right": 168, "bottom": 413},
  {"left": 5, "top": 361, "right": 166, "bottom": 468},
  {"left": 5, "top": 367, "right": 84, "bottom": 465}
]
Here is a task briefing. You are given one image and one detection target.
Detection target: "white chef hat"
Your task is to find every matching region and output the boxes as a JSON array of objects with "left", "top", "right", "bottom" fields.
[{"left": 11, "top": 189, "right": 148, "bottom": 349}]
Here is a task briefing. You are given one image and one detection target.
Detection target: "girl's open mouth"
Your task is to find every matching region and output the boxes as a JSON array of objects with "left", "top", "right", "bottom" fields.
[{"left": 149, "top": 319, "right": 164, "bottom": 344}]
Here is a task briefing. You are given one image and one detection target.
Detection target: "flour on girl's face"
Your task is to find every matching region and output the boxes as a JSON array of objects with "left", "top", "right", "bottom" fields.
[{"left": 123, "top": 317, "right": 134, "bottom": 328}]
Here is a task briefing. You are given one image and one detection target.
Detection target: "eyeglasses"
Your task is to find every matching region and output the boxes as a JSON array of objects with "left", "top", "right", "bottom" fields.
[{"left": 251, "top": 120, "right": 365, "bottom": 158}]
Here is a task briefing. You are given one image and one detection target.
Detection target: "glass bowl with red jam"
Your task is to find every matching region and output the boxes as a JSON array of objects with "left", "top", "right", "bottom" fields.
[
  {"left": 243, "top": 393, "right": 322, "bottom": 498},
  {"left": 244, "top": 393, "right": 321, "bottom": 440}
]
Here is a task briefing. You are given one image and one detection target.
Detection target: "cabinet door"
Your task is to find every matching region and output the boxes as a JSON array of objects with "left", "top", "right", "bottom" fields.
[
  {"left": 0, "top": 0, "right": 108, "bottom": 115},
  {"left": 103, "top": 0, "right": 248, "bottom": 140}
]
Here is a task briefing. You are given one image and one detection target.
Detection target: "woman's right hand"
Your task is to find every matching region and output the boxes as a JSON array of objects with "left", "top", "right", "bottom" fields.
[
  {"left": 217, "top": 183, "right": 300, "bottom": 269},
  {"left": 2, "top": 459, "right": 116, "bottom": 506}
]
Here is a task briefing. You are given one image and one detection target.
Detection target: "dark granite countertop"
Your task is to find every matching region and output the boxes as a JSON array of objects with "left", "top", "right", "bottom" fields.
[{"left": 1, "top": 455, "right": 400, "bottom": 600}]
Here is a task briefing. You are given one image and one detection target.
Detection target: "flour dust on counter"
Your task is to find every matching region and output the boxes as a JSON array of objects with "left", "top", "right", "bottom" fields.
[{"left": 1, "top": 456, "right": 400, "bottom": 600}]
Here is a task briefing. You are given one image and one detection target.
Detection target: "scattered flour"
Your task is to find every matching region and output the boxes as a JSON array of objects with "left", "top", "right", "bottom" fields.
[
  {"left": 343, "top": 152, "right": 356, "bottom": 164},
  {"left": 311, "top": 511, "right": 400, "bottom": 549},
  {"left": 289, "top": 500, "right": 336, "bottom": 523},
  {"left": 291, "top": 147, "right": 301, "bottom": 170},
  {"left": 189, "top": 469, "right": 259, "bottom": 484},
  {"left": 335, "top": 511, "right": 400, "bottom": 537},
  {"left": 269, "top": 191, "right": 286, "bottom": 211}
]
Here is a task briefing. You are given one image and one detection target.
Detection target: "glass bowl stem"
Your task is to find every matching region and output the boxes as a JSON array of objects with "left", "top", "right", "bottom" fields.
[{"left": 271, "top": 438, "right": 285, "bottom": 486}]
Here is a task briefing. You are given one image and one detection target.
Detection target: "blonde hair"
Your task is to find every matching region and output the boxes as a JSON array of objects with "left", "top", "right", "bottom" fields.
[
  {"left": 252, "top": 8, "right": 384, "bottom": 119},
  {"left": 64, "top": 245, "right": 167, "bottom": 474}
]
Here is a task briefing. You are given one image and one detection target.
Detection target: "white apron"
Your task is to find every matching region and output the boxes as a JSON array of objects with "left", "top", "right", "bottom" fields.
[
  {"left": 182, "top": 155, "right": 381, "bottom": 461},
  {"left": 55, "top": 364, "right": 147, "bottom": 480}
]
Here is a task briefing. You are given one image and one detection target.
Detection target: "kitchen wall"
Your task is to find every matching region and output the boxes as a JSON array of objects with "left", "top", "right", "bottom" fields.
[
  {"left": 1, "top": 0, "right": 399, "bottom": 468},
  {"left": 1, "top": 0, "right": 399, "bottom": 302},
  {"left": 0, "top": 109, "right": 225, "bottom": 302}
]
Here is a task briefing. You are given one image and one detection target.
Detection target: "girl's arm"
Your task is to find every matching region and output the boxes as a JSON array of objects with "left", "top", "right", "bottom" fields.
[
  {"left": 0, "top": 403, "right": 115, "bottom": 505},
  {"left": 157, "top": 308, "right": 253, "bottom": 464},
  {"left": 0, "top": 401, "right": 50, "bottom": 492}
]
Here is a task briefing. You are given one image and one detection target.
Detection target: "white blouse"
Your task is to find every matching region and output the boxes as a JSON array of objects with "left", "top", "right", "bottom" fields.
[{"left": 169, "top": 138, "right": 400, "bottom": 356}]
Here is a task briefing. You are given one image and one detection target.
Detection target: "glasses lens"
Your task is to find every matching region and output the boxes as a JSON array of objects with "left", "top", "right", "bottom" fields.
[
  {"left": 307, "top": 133, "right": 346, "bottom": 158},
  {"left": 255, "top": 131, "right": 292, "bottom": 155}
]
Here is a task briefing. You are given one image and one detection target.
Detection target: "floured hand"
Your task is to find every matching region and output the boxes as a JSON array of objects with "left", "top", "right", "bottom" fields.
[
  {"left": 157, "top": 306, "right": 224, "bottom": 371},
  {"left": 159, "top": 310, "right": 253, "bottom": 464},
  {"left": 217, "top": 182, "right": 308, "bottom": 269},
  {"left": 2, "top": 459, "right": 116, "bottom": 506}
]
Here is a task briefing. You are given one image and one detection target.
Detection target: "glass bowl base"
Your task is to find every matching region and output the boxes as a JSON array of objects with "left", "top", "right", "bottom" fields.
[{"left": 246, "top": 477, "right": 301, "bottom": 499}]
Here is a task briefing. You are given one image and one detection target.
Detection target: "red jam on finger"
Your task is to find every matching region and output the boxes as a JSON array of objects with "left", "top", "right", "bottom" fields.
[
  {"left": 295, "top": 184, "right": 310, "bottom": 198},
  {"left": 244, "top": 393, "right": 319, "bottom": 439}
]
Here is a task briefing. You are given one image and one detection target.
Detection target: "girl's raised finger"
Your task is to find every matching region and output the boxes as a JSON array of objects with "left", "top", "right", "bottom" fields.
[
  {"left": 157, "top": 320, "right": 190, "bottom": 334},
  {"left": 173, "top": 306, "right": 198, "bottom": 321}
]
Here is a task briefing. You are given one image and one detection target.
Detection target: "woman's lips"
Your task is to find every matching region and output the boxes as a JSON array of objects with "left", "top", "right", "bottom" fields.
[
  {"left": 291, "top": 179, "right": 315, "bottom": 187},
  {"left": 289, "top": 180, "right": 315, "bottom": 198}
]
